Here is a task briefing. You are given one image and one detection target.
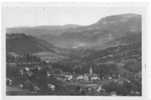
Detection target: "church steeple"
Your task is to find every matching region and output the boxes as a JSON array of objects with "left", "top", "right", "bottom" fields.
[{"left": 89, "top": 67, "right": 93, "bottom": 75}]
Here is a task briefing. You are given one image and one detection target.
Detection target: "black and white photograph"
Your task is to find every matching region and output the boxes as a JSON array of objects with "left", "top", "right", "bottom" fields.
[{"left": 3, "top": 3, "right": 145, "bottom": 96}]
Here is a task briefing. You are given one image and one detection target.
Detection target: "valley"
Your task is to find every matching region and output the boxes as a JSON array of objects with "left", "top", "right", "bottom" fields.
[{"left": 6, "top": 13, "right": 142, "bottom": 96}]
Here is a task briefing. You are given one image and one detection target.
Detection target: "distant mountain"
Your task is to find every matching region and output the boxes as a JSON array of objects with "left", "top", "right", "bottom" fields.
[
  {"left": 7, "top": 24, "right": 81, "bottom": 36},
  {"left": 53, "top": 13, "right": 141, "bottom": 49},
  {"left": 7, "top": 13, "right": 141, "bottom": 49}
]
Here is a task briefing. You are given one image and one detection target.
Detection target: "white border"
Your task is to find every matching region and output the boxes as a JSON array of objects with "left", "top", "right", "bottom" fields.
[{"left": 1, "top": 2, "right": 150, "bottom": 100}]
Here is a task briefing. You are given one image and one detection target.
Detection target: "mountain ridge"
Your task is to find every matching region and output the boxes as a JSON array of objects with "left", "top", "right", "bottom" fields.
[{"left": 6, "top": 13, "right": 141, "bottom": 49}]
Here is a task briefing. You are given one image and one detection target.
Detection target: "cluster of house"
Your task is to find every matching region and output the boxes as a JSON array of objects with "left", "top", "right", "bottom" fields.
[
  {"left": 54, "top": 67, "right": 121, "bottom": 82},
  {"left": 7, "top": 65, "right": 56, "bottom": 92},
  {"left": 75, "top": 73, "right": 100, "bottom": 81},
  {"left": 52, "top": 67, "right": 101, "bottom": 82},
  {"left": 6, "top": 59, "right": 140, "bottom": 96}
]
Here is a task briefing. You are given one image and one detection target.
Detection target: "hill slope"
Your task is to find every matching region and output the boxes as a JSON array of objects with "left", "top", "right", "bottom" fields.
[{"left": 6, "top": 33, "right": 56, "bottom": 54}]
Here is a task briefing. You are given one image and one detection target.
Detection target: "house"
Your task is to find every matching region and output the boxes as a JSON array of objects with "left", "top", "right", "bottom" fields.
[
  {"left": 19, "top": 83, "right": 24, "bottom": 88},
  {"left": 96, "top": 85, "right": 106, "bottom": 93},
  {"left": 76, "top": 74, "right": 89, "bottom": 81},
  {"left": 65, "top": 75, "right": 73, "bottom": 81},
  {"left": 83, "top": 74, "right": 89, "bottom": 81},
  {"left": 91, "top": 76, "right": 100, "bottom": 81},
  {"left": 24, "top": 67, "right": 30, "bottom": 71},
  {"left": 47, "top": 71, "right": 51, "bottom": 77},
  {"left": 33, "top": 86, "right": 40, "bottom": 91},
  {"left": 7, "top": 78, "right": 12, "bottom": 86},
  {"left": 76, "top": 75, "right": 84, "bottom": 80},
  {"left": 108, "top": 76, "right": 112, "bottom": 80},
  {"left": 96, "top": 85, "right": 102, "bottom": 92},
  {"left": 48, "top": 83, "right": 55, "bottom": 91},
  {"left": 8, "top": 52, "right": 20, "bottom": 58}
]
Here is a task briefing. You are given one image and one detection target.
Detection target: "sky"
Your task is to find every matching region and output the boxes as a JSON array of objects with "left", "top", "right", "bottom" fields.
[{"left": 2, "top": 4, "right": 145, "bottom": 28}]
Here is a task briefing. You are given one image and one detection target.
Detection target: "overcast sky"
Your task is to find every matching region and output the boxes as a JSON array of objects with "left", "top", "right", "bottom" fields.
[{"left": 3, "top": 4, "right": 145, "bottom": 28}]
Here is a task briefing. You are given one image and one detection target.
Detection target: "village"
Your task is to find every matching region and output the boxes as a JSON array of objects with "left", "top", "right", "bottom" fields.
[{"left": 6, "top": 52, "right": 141, "bottom": 96}]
